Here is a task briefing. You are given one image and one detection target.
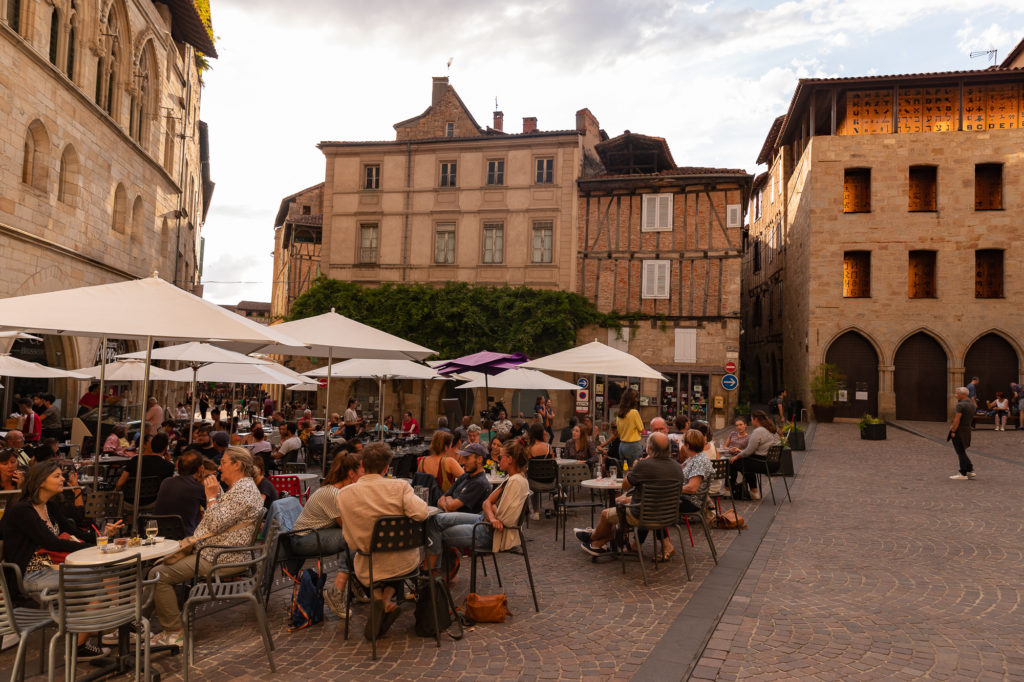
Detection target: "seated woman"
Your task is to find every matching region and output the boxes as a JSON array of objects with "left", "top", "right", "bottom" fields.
[
  {"left": 661, "top": 428, "right": 715, "bottom": 558},
  {"left": 252, "top": 457, "right": 278, "bottom": 510},
  {"left": 427, "top": 438, "right": 532, "bottom": 564},
  {"left": 0, "top": 462, "right": 120, "bottom": 659},
  {"left": 565, "top": 423, "right": 597, "bottom": 465},
  {"left": 417, "top": 431, "right": 464, "bottom": 492},
  {"left": 725, "top": 417, "right": 751, "bottom": 453},
  {"left": 689, "top": 421, "right": 722, "bottom": 497},
  {"left": 988, "top": 392, "right": 1010, "bottom": 431},
  {"left": 0, "top": 449, "right": 23, "bottom": 490},
  {"left": 726, "top": 410, "right": 781, "bottom": 501},
  {"left": 287, "top": 450, "right": 363, "bottom": 619},
  {"left": 527, "top": 422, "right": 551, "bottom": 459},
  {"left": 102, "top": 423, "right": 129, "bottom": 456}
]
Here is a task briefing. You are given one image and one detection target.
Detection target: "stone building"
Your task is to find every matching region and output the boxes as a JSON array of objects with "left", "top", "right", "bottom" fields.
[
  {"left": 270, "top": 182, "right": 323, "bottom": 322},
  {"left": 744, "top": 45, "right": 1024, "bottom": 421},
  {"left": 1, "top": 0, "right": 215, "bottom": 414},
  {"left": 577, "top": 133, "right": 751, "bottom": 430}
]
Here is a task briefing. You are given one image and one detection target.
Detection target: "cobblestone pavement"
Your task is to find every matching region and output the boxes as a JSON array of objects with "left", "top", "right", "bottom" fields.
[
  {"left": 5, "top": 486, "right": 756, "bottom": 681},
  {"left": 693, "top": 422, "right": 1024, "bottom": 681}
]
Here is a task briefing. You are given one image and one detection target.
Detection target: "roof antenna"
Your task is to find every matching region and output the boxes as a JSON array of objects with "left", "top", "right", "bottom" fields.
[
  {"left": 969, "top": 48, "right": 998, "bottom": 65},
  {"left": 446, "top": 57, "right": 453, "bottom": 72},
  {"left": 495, "top": 96, "right": 499, "bottom": 111}
]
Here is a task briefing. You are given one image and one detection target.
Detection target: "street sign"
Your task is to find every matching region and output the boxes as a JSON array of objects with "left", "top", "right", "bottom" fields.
[
  {"left": 721, "top": 373, "right": 738, "bottom": 391},
  {"left": 577, "top": 377, "right": 589, "bottom": 389},
  {"left": 724, "top": 361, "right": 737, "bottom": 373},
  {"left": 317, "top": 378, "right": 328, "bottom": 388},
  {"left": 577, "top": 390, "right": 589, "bottom": 402}
]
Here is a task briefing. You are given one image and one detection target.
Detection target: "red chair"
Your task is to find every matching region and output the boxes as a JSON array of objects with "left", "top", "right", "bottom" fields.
[{"left": 267, "top": 475, "right": 309, "bottom": 505}]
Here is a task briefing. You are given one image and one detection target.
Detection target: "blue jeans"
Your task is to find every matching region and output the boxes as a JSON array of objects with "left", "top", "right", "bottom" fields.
[
  {"left": 619, "top": 440, "right": 642, "bottom": 466},
  {"left": 286, "top": 527, "right": 349, "bottom": 574},
  {"left": 426, "top": 512, "right": 493, "bottom": 555},
  {"left": 24, "top": 568, "right": 59, "bottom": 596}
]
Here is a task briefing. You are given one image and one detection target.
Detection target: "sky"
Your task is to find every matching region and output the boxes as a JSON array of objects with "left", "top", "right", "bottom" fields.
[{"left": 197, "top": 0, "right": 1024, "bottom": 305}]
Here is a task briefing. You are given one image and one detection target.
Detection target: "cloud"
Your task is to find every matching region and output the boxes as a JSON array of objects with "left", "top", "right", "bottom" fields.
[{"left": 955, "top": 20, "right": 1024, "bottom": 61}]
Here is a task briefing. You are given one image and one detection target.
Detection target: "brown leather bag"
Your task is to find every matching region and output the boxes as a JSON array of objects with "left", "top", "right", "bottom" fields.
[{"left": 464, "top": 593, "right": 512, "bottom": 623}]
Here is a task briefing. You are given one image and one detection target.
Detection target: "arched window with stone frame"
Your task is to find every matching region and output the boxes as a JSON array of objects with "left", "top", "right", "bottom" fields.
[
  {"left": 66, "top": 2, "right": 78, "bottom": 82},
  {"left": 130, "top": 195, "right": 144, "bottom": 243},
  {"left": 21, "top": 120, "right": 51, "bottom": 192},
  {"left": 57, "top": 144, "right": 80, "bottom": 206},
  {"left": 112, "top": 183, "right": 128, "bottom": 234},
  {"left": 97, "top": 2, "right": 127, "bottom": 122},
  {"left": 5, "top": 0, "right": 23, "bottom": 34},
  {"left": 130, "top": 40, "right": 157, "bottom": 147},
  {"left": 48, "top": 4, "right": 61, "bottom": 65}
]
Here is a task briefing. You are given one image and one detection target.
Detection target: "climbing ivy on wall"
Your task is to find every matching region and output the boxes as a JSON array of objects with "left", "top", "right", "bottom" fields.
[{"left": 289, "top": 277, "right": 619, "bottom": 359}]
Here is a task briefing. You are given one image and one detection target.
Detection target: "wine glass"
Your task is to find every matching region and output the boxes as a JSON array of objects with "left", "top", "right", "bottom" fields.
[{"left": 145, "top": 520, "right": 159, "bottom": 544}]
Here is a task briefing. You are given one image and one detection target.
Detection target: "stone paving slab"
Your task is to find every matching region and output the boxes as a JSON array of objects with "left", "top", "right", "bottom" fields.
[{"left": 694, "top": 422, "right": 1024, "bottom": 681}]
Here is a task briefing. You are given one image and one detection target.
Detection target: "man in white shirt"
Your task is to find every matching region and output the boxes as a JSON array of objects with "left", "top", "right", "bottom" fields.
[{"left": 273, "top": 421, "right": 302, "bottom": 467}]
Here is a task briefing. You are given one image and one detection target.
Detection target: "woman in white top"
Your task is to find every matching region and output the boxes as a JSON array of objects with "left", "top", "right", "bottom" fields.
[
  {"left": 987, "top": 392, "right": 1010, "bottom": 431},
  {"left": 726, "top": 410, "right": 781, "bottom": 501}
]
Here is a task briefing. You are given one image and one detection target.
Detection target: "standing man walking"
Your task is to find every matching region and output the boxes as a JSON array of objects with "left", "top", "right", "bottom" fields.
[{"left": 948, "top": 387, "right": 977, "bottom": 481}]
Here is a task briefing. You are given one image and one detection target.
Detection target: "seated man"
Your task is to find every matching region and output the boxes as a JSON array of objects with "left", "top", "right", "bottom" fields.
[
  {"left": 436, "top": 443, "right": 491, "bottom": 515},
  {"left": 273, "top": 421, "right": 302, "bottom": 467},
  {"left": 115, "top": 432, "right": 176, "bottom": 505},
  {"left": 576, "top": 432, "right": 683, "bottom": 557},
  {"left": 153, "top": 451, "right": 207, "bottom": 537},
  {"left": 149, "top": 447, "right": 263, "bottom": 648},
  {"left": 183, "top": 424, "right": 219, "bottom": 461},
  {"left": 336, "top": 442, "right": 429, "bottom": 640}
]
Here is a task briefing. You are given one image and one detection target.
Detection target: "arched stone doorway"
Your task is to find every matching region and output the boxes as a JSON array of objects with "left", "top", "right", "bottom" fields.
[
  {"left": 825, "top": 330, "right": 879, "bottom": 419},
  {"left": 894, "top": 332, "right": 947, "bottom": 421},
  {"left": 964, "top": 333, "right": 1019, "bottom": 405}
]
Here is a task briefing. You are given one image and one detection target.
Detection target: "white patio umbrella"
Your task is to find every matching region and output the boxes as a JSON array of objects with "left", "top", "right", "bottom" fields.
[
  {"left": 74, "top": 359, "right": 181, "bottom": 382},
  {"left": 229, "top": 310, "right": 435, "bottom": 469},
  {"left": 455, "top": 367, "right": 580, "bottom": 391},
  {"left": 521, "top": 340, "right": 668, "bottom": 381},
  {"left": 0, "top": 274, "right": 308, "bottom": 529},
  {"left": 305, "top": 359, "right": 447, "bottom": 440},
  {"left": 166, "top": 362, "right": 308, "bottom": 386},
  {"left": 287, "top": 383, "right": 320, "bottom": 392},
  {"left": 119, "top": 341, "right": 271, "bottom": 441},
  {"left": 0, "top": 332, "right": 43, "bottom": 340},
  {"left": 0, "top": 354, "right": 92, "bottom": 380}
]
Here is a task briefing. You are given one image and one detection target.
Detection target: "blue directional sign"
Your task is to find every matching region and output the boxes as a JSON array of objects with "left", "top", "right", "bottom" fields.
[
  {"left": 577, "top": 377, "right": 589, "bottom": 389},
  {"left": 721, "top": 373, "right": 739, "bottom": 391}
]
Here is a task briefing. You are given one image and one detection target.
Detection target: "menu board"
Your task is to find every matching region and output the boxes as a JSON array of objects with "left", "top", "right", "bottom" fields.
[
  {"left": 898, "top": 86, "right": 957, "bottom": 133},
  {"left": 839, "top": 89, "right": 893, "bottom": 135}
]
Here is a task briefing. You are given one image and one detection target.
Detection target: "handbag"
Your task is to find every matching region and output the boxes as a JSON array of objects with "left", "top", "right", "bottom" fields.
[
  {"left": 37, "top": 532, "right": 78, "bottom": 565},
  {"left": 715, "top": 509, "right": 747, "bottom": 530},
  {"left": 286, "top": 563, "right": 326, "bottom": 631},
  {"left": 160, "top": 519, "right": 254, "bottom": 566},
  {"left": 462, "top": 592, "right": 512, "bottom": 623}
]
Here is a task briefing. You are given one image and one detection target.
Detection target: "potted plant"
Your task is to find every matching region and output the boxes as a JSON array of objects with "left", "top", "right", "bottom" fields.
[
  {"left": 733, "top": 402, "right": 751, "bottom": 420},
  {"left": 810, "top": 363, "right": 842, "bottom": 423},
  {"left": 859, "top": 414, "right": 886, "bottom": 440},
  {"left": 781, "top": 422, "right": 805, "bottom": 451}
]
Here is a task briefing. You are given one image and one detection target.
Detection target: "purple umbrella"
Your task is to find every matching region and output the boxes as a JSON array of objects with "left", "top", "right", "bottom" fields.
[{"left": 434, "top": 351, "right": 528, "bottom": 417}]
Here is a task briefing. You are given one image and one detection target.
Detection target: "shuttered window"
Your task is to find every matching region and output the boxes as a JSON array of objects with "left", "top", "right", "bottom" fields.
[
  {"left": 642, "top": 260, "right": 670, "bottom": 299},
  {"left": 642, "top": 194, "right": 673, "bottom": 232},
  {"left": 359, "top": 224, "right": 378, "bottom": 263},
  {"left": 975, "top": 249, "right": 1004, "bottom": 299},
  {"left": 435, "top": 224, "right": 455, "bottom": 264},
  {"left": 975, "top": 163, "right": 1002, "bottom": 210},
  {"left": 908, "top": 250, "right": 937, "bottom": 299},
  {"left": 482, "top": 222, "right": 503, "bottom": 264},
  {"left": 843, "top": 168, "right": 871, "bottom": 213},
  {"left": 674, "top": 329, "right": 697, "bottom": 363},
  {"left": 843, "top": 251, "right": 871, "bottom": 298},
  {"left": 531, "top": 221, "right": 553, "bottom": 263},
  {"left": 908, "top": 166, "right": 936, "bottom": 212}
]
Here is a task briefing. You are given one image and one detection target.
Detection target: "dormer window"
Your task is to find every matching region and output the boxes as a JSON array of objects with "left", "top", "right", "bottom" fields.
[{"left": 445, "top": 122, "right": 454, "bottom": 137}]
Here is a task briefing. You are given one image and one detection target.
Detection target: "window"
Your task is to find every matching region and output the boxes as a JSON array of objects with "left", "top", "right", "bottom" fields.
[
  {"left": 66, "top": 21, "right": 75, "bottom": 80},
  {"left": 163, "top": 118, "right": 176, "bottom": 175},
  {"left": 535, "top": 157, "right": 553, "bottom": 184},
  {"left": 445, "top": 122, "right": 454, "bottom": 137},
  {"left": 843, "top": 251, "right": 871, "bottom": 298},
  {"left": 482, "top": 222, "right": 503, "bottom": 264},
  {"left": 843, "top": 168, "right": 871, "bottom": 213},
  {"left": 112, "top": 183, "right": 128, "bottom": 234},
  {"left": 908, "top": 165, "right": 937, "bottom": 212},
  {"left": 363, "top": 164, "right": 380, "bottom": 190},
  {"left": 673, "top": 328, "right": 696, "bottom": 363},
  {"left": 768, "top": 221, "right": 779, "bottom": 263},
  {"left": 975, "top": 249, "right": 1004, "bottom": 298},
  {"left": 57, "top": 145, "right": 79, "bottom": 206},
  {"left": 642, "top": 260, "right": 670, "bottom": 299},
  {"left": 131, "top": 195, "right": 143, "bottom": 242},
  {"left": 908, "top": 250, "right": 937, "bottom": 298},
  {"left": 642, "top": 193, "right": 673, "bottom": 231},
  {"left": 21, "top": 121, "right": 49, "bottom": 192},
  {"left": 359, "top": 223, "right": 378, "bottom": 263},
  {"left": 975, "top": 163, "right": 1002, "bottom": 210},
  {"left": 531, "top": 221, "right": 553, "bottom": 263},
  {"left": 486, "top": 159, "right": 504, "bottom": 186},
  {"left": 6, "top": 0, "right": 21, "bottom": 32},
  {"left": 439, "top": 161, "right": 457, "bottom": 188},
  {"left": 726, "top": 204, "right": 742, "bottom": 228},
  {"left": 435, "top": 223, "right": 455, "bottom": 264},
  {"left": 752, "top": 239, "right": 761, "bottom": 273},
  {"left": 755, "top": 190, "right": 763, "bottom": 220},
  {"left": 48, "top": 7, "right": 60, "bottom": 65},
  {"left": 301, "top": 205, "right": 310, "bottom": 215}
]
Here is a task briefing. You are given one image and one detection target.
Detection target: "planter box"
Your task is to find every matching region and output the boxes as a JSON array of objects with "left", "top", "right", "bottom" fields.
[
  {"left": 860, "top": 423, "right": 887, "bottom": 440},
  {"left": 778, "top": 447, "right": 794, "bottom": 476},
  {"left": 812, "top": 404, "right": 835, "bottom": 423},
  {"left": 786, "top": 430, "right": 806, "bottom": 451}
]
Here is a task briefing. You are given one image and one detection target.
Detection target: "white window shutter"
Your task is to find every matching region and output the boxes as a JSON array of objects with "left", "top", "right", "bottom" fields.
[
  {"left": 642, "top": 260, "right": 670, "bottom": 299},
  {"left": 608, "top": 327, "right": 630, "bottom": 352},
  {"left": 642, "top": 195, "right": 656, "bottom": 230},
  {"left": 674, "top": 328, "right": 697, "bottom": 363},
  {"left": 726, "top": 204, "right": 741, "bottom": 228},
  {"left": 658, "top": 194, "right": 673, "bottom": 229},
  {"left": 642, "top": 194, "right": 671, "bottom": 231}
]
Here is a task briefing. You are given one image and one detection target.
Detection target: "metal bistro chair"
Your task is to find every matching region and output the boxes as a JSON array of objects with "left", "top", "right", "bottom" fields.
[
  {"left": 343, "top": 516, "right": 439, "bottom": 660},
  {"left": 267, "top": 475, "right": 309, "bottom": 505},
  {"left": 43, "top": 555, "right": 155, "bottom": 682},
  {"left": 0, "top": 562, "right": 54, "bottom": 681},
  {"left": 554, "top": 461, "right": 604, "bottom": 550},
  {"left": 709, "top": 459, "right": 741, "bottom": 534},
  {"left": 470, "top": 505, "right": 540, "bottom": 613},
  {"left": 137, "top": 513, "right": 187, "bottom": 541},
  {"left": 679, "top": 487, "right": 719, "bottom": 566},
  {"left": 526, "top": 457, "right": 559, "bottom": 517},
  {"left": 123, "top": 477, "right": 164, "bottom": 522},
  {"left": 83, "top": 490, "right": 124, "bottom": 528},
  {"left": 752, "top": 445, "right": 792, "bottom": 505},
  {"left": 281, "top": 462, "right": 307, "bottom": 475},
  {"left": 182, "top": 521, "right": 279, "bottom": 682},
  {"left": 620, "top": 480, "right": 691, "bottom": 585}
]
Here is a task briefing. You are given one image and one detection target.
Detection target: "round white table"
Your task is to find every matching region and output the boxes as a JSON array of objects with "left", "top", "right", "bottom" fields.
[
  {"left": 581, "top": 477, "right": 624, "bottom": 506},
  {"left": 65, "top": 539, "right": 180, "bottom": 566},
  {"left": 487, "top": 474, "right": 506, "bottom": 487},
  {"left": 293, "top": 472, "right": 321, "bottom": 495}
]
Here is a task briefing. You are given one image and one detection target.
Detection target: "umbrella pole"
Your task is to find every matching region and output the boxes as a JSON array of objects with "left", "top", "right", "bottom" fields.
[
  {"left": 322, "top": 347, "right": 332, "bottom": 475},
  {"left": 93, "top": 335, "right": 107, "bottom": 484},
  {"left": 378, "top": 377, "right": 384, "bottom": 441},
  {"left": 188, "top": 364, "right": 198, "bottom": 443},
  {"left": 132, "top": 335, "right": 153, "bottom": 533}
]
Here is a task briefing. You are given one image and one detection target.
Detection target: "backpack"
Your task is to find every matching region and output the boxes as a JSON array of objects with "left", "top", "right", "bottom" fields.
[
  {"left": 287, "top": 564, "right": 326, "bottom": 631},
  {"left": 414, "top": 575, "right": 462, "bottom": 639}
]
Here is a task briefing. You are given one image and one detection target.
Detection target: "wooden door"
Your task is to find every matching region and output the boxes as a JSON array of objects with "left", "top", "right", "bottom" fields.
[
  {"left": 964, "top": 333, "right": 1019, "bottom": 405},
  {"left": 826, "top": 331, "right": 879, "bottom": 418},
  {"left": 894, "top": 332, "right": 947, "bottom": 421}
]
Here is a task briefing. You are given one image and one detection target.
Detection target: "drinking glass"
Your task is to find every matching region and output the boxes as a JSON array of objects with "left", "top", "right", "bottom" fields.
[
  {"left": 608, "top": 465, "right": 617, "bottom": 481},
  {"left": 145, "top": 520, "right": 159, "bottom": 543}
]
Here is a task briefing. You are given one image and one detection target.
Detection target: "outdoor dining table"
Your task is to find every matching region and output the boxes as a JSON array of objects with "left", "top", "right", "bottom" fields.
[
  {"left": 581, "top": 477, "right": 624, "bottom": 507},
  {"left": 487, "top": 473, "right": 506, "bottom": 487},
  {"left": 293, "top": 472, "right": 321, "bottom": 496},
  {"left": 65, "top": 538, "right": 180, "bottom": 566}
]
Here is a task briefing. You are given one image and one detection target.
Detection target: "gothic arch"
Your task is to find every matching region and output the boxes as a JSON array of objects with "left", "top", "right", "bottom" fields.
[
  {"left": 112, "top": 183, "right": 128, "bottom": 233},
  {"left": 886, "top": 327, "right": 953, "bottom": 368},
  {"left": 824, "top": 329, "right": 880, "bottom": 418},
  {"left": 820, "top": 326, "right": 885, "bottom": 367},
  {"left": 57, "top": 143, "right": 80, "bottom": 206},
  {"left": 130, "top": 194, "right": 144, "bottom": 241},
  {"left": 22, "top": 119, "right": 51, "bottom": 192},
  {"left": 961, "top": 328, "right": 1023, "bottom": 368}
]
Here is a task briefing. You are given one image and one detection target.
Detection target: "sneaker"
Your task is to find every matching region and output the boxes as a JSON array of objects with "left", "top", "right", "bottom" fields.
[
  {"left": 580, "top": 541, "right": 609, "bottom": 557},
  {"left": 324, "top": 586, "right": 347, "bottom": 620},
  {"left": 75, "top": 642, "right": 110, "bottom": 661},
  {"left": 949, "top": 474, "right": 969, "bottom": 480},
  {"left": 749, "top": 488, "right": 761, "bottom": 500},
  {"left": 350, "top": 580, "right": 371, "bottom": 604},
  {"left": 966, "top": 472, "right": 977, "bottom": 479},
  {"left": 574, "top": 529, "right": 592, "bottom": 544},
  {"left": 151, "top": 630, "right": 184, "bottom": 650},
  {"left": 101, "top": 621, "right": 139, "bottom": 645}
]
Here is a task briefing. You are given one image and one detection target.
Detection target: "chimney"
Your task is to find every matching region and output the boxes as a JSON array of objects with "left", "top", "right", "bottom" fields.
[
  {"left": 431, "top": 76, "right": 448, "bottom": 106},
  {"left": 493, "top": 110, "right": 504, "bottom": 132},
  {"left": 523, "top": 116, "right": 537, "bottom": 133}
]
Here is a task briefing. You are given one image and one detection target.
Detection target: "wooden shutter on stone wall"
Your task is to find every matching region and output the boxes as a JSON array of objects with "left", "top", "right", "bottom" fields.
[
  {"left": 975, "top": 164, "right": 1003, "bottom": 210},
  {"left": 908, "top": 166, "right": 937, "bottom": 211},
  {"left": 843, "top": 251, "right": 871, "bottom": 298},
  {"left": 975, "top": 249, "right": 1004, "bottom": 298},
  {"left": 844, "top": 169, "right": 871, "bottom": 213},
  {"left": 908, "top": 251, "right": 937, "bottom": 298}
]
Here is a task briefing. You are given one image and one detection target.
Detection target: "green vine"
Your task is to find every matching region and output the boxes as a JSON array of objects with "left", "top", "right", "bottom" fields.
[{"left": 290, "top": 277, "right": 624, "bottom": 359}]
